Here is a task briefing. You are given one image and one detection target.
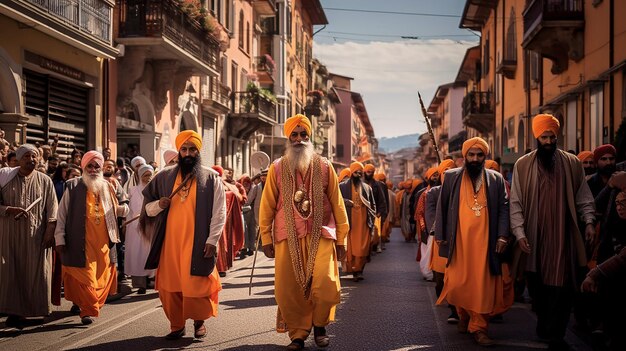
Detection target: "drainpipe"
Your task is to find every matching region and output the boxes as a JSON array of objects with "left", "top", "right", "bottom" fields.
[
  {"left": 500, "top": 0, "right": 505, "bottom": 158},
  {"left": 525, "top": 50, "right": 531, "bottom": 152},
  {"left": 103, "top": 59, "right": 109, "bottom": 148},
  {"left": 493, "top": 4, "right": 499, "bottom": 156},
  {"left": 609, "top": 0, "right": 615, "bottom": 142}
]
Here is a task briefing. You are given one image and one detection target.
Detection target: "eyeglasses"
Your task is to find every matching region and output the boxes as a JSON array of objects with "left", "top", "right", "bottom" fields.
[
  {"left": 85, "top": 163, "right": 101, "bottom": 170},
  {"left": 290, "top": 131, "right": 309, "bottom": 139}
]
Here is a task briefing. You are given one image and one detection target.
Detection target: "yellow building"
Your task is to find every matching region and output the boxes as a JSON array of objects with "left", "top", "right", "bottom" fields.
[{"left": 0, "top": 0, "right": 117, "bottom": 158}]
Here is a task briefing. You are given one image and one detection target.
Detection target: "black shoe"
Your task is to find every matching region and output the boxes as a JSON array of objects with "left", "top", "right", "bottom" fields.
[
  {"left": 286, "top": 338, "right": 305, "bottom": 350},
  {"left": 247, "top": 249, "right": 254, "bottom": 256},
  {"left": 70, "top": 304, "right": 81, "bottom": 315},
  {"left": 447, "top": 312, "right": 459, "bottom": 324},
  {"left": 137, "top": 288, "right": 147, "bottom": 294},
  {"left": 5, "top": 315, "right": 25, "bottom": 330},
  {"left": 165, "top": 327, "right": 185, "bottom": 340},
  {"left": 239, "top": 251, "right": 247, "bottom": 260},
  {"left": 81, "top": 316, "right": 94, "bottom": 325},
  {"left": 218, "top": 271, "right": 226, "bottom": 277}
]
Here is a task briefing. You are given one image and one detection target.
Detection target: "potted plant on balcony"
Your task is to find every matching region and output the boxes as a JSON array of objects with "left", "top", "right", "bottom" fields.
[
  {"left": 178, "top": 0, "right": 216, "bottom": 35},
  {"left": 261, "top": 54, "right": 275, "bottom": 72}
]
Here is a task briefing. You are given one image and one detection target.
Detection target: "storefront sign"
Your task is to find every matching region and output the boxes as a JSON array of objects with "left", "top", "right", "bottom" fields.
[{"left": 25, "top": 51, "right": 85, "bottom": 81}]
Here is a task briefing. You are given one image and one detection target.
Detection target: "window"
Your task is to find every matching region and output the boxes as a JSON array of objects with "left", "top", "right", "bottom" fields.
[
  {"left": 589, "top": 87, "right": 604, "bottom": 148},
  {"left": 221, "top": 56, "right": 228, "bottom": 86},
  {"left": 505, "top": 7, "right": 517, "bottom": 62},
  {"left": 231, "top": 62, "right": 238, "bottom": 92},
  {"left": 286, "top": 4, "right": 292, "bottom": 42},
  {"left": 240, "top": 69, "right": 247, "bottom": 93},
  {"left": 238, "top": 10, "right": 244, "bottom": 49},
  {"left": 246, "top": 22, "right": 250, "bottom": 53},
  {"left": 225, "top": 0, "right": 231, "bottom": 31},
  {"left": 566, "top": 99, "right": 577, "bottom": 151},
  {"left": 483, "top": 33, "right": 490, "bottom": 77},
  {"left": 622, "top": 71, "right": 626, "bottom": 118}
]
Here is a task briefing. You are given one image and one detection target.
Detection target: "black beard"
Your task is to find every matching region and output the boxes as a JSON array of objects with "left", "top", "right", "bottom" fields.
[
  {"left": 599, "top": 164, "right": 616, "bottom": 176},
  {"left": 583, "top": 167, "right": 597, "bottom": 176},
  {"left": 364, "top": 173, "right": 374, "bottom": 182},
  {"left": 536, "top": 140, "right": 557, "bottom": 171},
  {"left": 178, "top": 154, "right": 201, "bottom": 178},
  {"left": 103, "top": 171, "right": 113, "bottom": 177},
  {"left": 351, "top": 175, "right": 361, "bottom": 185},
  {"left": 428, "top": 179, "right": 440, "bottom": 187},
  {"left": 465, "top": 161, "right": 484, "bottom": 181}
]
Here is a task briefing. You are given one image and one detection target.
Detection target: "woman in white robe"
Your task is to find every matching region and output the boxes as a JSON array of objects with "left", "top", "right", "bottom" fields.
[{"left": 124, "top": 164, "right": 155, "bottom": 293}]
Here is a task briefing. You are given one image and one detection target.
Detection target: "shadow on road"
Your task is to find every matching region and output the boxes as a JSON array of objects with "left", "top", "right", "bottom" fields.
[
  {"left": 220, "top": 297, "right": 276, "bottom": 310},
  {"left": 222, "top": 280, "right": 275, "bottom": 289},
  {"left": 69, "top": 336, "right": 196, "bottom": 351}
]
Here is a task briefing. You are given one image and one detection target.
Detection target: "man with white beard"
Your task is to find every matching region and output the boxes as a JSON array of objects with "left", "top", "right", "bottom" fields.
[
  {"left": 259, "top": 114, "right": 349, "bottom": 350},
  {"left": 55, "top": 151, "right": 129, "bottom": 325}
]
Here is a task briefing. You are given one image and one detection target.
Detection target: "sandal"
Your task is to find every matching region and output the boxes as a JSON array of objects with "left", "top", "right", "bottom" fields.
[
  {"left": 286, "top": 338, "right": 304, "bottom": 350},
  {"left": 165, "top": 327, "right": 185, "bottom": 340},
  {"left": 194, "top": 320, "right": 207, "bottom": 339},
  {"left": 314, "top": 326, "right": 330, "bottom": 347}
]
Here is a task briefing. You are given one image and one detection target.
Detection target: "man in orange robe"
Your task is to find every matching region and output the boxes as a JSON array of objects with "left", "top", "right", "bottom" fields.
[
  {"left": 340, "top": 162, "right": 376, "bottom": 282},
  {"left": 435, "top": 138, "right": 513, "bottom": 346},
  {"left": 415, "top": 167, "right": 438, "bottom": 279},
  {"left": 55, "top": 151, "right": 129, "bottom": 325},
  {"left": 363, "top": 164, "right": 387, "bottom": 253},
  {"left": 140, "top": 130, "right": 226, "bottom": 340}
]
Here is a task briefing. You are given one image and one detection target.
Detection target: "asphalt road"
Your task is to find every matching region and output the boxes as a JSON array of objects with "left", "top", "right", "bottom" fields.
[{"left": 0, "top": 228, "right": 592, "bottom": 350}]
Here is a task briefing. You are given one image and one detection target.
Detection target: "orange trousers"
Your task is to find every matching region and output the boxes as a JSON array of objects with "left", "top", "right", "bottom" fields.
[
  {"left": 159, "top": 290, "right": 217, "bottom": 331},
  {"left": 457, "top": 307, "right": 489, "bottom": 333}
]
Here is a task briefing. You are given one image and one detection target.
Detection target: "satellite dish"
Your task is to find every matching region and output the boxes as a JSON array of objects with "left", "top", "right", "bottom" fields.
[{"left": 250, "top": 151, "right": 270, "bottom": 175}]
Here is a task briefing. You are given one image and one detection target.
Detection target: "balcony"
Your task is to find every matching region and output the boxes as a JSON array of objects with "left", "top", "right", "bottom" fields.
[
  {"left": 522, "top": 0, "right": 584, "bottom": 74},
  {"left": 462, "top": 91, "right": 494, "bottom": 134},
  {"left": 117, "top": 0, "right": 220, "bottom": 76},
  {"left": 201, "top": 78, "right": 230, "bottom": 113},
  {"left": 229, "top": 91, "right": 277, "bottom": 139},
  {"left": 254, "top": 55, "right": 275, "bottom": 84},
  {"left": 252, "top": 0, "right": 275, "bottom": 16},
  {"left": 0, "top": 0, "right": 116, "bottom": 58}
]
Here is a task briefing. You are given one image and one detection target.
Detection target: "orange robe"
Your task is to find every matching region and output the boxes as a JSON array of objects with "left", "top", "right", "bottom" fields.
[
  {"left": 216, "top": 190, "right": 245, "bottom": 273},
  {"left": 63, "top": 191, "right": 117, "bottom": 318},
  {"left": 394, "top": 189, "right": 405, "bottom": 227},
  {"left": 345, "top": 185, "right": 371, "bottom": 273},
  {"left": 436, "top": 173, "right": 512, "bottom": 333},
  {"left": 156, "top": 174, "right": 222, "bottom": 331}
]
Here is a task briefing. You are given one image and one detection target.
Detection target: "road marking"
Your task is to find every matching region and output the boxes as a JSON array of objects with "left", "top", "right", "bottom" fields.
[
  {"left": 426, "top": 284, "right": 450, "bottom": 347},
  {"left": 60, "top": 304, "right": 161, "bottom": 350}
]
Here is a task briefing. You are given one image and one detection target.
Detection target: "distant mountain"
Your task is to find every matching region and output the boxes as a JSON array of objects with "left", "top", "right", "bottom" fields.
[{"left": 378, "top": 133, "right": 420, "bottom": 153}]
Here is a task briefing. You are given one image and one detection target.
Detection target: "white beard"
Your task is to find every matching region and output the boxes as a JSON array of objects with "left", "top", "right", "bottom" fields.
[
  {"left": 285, "top": 141, "right": 315, "bottom": 175},
  {"left": 83, "top": 173, "right": 108, "bottom": 195}
]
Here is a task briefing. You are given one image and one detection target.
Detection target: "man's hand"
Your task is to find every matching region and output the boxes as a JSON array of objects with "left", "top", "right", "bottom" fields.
[
  {"left": 42, "top": 223, "right": 56, "bottom": 249},
  {"left": 262, "top": 244, "right": 275, "bottom": 258},
  {"left": 158, "top": 197, "right": 171, "bottom": 209},
  {"left": 495, "top": 237, "right": 508, "bottom": 254},
  {"left": 336, "top": 245, "right": 346, "bottom": 261},
  {"left": 55, "top": 245, "right": 65, "bottom": 256},
  {"left": 344, "top": 199, "right": 354, "bottom": 207},
  {"left": 581, "top": 275, "right": 598, "bottom": 293},
  {"left": 518, "top": 237, "right": 531, "bottom": 254},
  {"left": 6, "top": 206, "right": 27, "bottom": 219},
  {"left": 203, "top": 243, "right": 216, "bottom": 258},
  {"left": 585, "top": 223, "right": 596, "bottom": 244}
]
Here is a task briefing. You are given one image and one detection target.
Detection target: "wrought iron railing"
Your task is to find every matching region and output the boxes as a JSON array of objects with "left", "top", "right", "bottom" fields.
[
  {"left": 255, "top": 55, "right": 275, "bottom": 75},
  {"left": 117, "top": 0, "right": 220, "bottom": 70},
  {"left": 523, "top": 0, "right": 584, "bottom": 34},
  {"left": 462, "top": 91, "right": 493, "bottom": 117},
  {"left": 212, "top": 80, "right": 230, "bottom": 108},
  {"left": 25, "top": 0, "right": 112, "bottom": 43},
  {"left": 231, "top": 91, "right": 276, "bottom": 121}
]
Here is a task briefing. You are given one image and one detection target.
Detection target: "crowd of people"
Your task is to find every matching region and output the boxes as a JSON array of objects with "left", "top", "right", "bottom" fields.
[{"left": 1, "top": 112, "right": 626, "bottom": 351}]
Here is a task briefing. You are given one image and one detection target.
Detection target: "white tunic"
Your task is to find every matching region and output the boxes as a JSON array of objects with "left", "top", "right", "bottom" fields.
[{"left": 124, "top": 184, "right": 155, "bottom": 277}]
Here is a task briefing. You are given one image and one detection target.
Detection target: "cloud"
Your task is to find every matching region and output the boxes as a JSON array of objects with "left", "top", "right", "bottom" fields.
[{"left": 313, "top": 39, "right": 476, "bottom": 138}]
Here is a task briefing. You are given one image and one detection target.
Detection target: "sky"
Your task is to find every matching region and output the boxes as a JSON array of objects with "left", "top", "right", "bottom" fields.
[{"left": 313, "top": 0, "right": 479, "bottom": 138}]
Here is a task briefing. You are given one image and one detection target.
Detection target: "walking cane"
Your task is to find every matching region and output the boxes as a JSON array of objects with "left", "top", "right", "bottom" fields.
[{"left": 248, "top": 227, "right": 262, "bottom": 296}]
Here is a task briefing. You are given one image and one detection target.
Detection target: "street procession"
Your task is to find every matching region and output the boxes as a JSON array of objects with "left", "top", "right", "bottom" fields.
[{"left": 1, "top": 1, "right": 626, "bottom": 351}]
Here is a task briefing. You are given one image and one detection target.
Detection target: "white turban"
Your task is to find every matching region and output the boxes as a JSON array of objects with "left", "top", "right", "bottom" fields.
[
  {"left": 163, "top": 149, "right": 178, "bottom": 165},
  {"left": 131, "top": 156, "right": 146, "bottom": 169},
  {"left": 16, "top": 144, "right": 39, "bottom": 161},
  {"left": 138, "top": 164, "right": 154, "bottom": 177}
]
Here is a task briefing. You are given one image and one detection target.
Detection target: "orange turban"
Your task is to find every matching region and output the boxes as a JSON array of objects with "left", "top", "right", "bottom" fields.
[
  {"left": 338, "top": 168, "right": 351, "bottom": 182},
  {"left": 386, "top": 180, "right": 393, "bottom": 189},
  {"left": 374, "top": 173, "right": 386, "bottom": 181},
  {"left": 411, "top": 178, "right": 422, "bottom": 191},
  {"left": 462, "top": 137, "right": 490, "bottom": 158},
  {"left": 350, "top": 161, "right": 364, "bottom": 173},
  {"left": 425, "top": 167, "right": 438, "bottom": 180},
  {"left": 438, "top": 159, "right": 456, "bottom": 176},
  {"left": 81, "top": 150, "right": 104, "bottom": 170},
  {"left": 211, "top": 165, "right": 224, "bottom": 177},
  {"left": 532, "top": 113, "right": 560, "bottom": 138},
  {"left": 485, "top": 160, "right": 500, "bottom": 172},
  {"left": 577, "top": 151, "right": 594, "bottom": 162},
  {"left": 284, "top": 114, "right": 312, "bottom": 137},
  {"left": 175, "top": 130, "right": 202, "bottom": 150},
  {"left": 364, "top": 164, "right": 376, "bottom": 172}
]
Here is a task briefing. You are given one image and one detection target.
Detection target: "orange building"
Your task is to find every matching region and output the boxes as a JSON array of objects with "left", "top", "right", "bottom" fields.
[{"left": 459, "top": 0, "right": 626, "bottom": 166}]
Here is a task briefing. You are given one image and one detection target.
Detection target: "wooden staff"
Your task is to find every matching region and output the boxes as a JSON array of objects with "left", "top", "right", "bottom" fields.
[
  {"left": 248, "top": 227, "right": 262, "bottom": 296},
  {"left": 121, "top": 174, "right": 194, "bottom": 227}
]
